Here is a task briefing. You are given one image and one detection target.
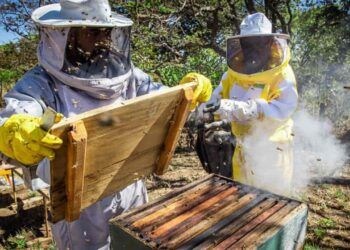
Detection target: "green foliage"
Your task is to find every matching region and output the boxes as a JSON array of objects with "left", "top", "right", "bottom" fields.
[
  {"left": 155, "top": 49, "right": 226, "bottom": 87},
  {"left": 158, "top": 5, "right": 175, "bottom": 14},
  {"left": 27, "top": 190, "right": 38, "bottom": 198},
  {"left": 0, "top": 37, "right": 38, "bottom": 93},
  {"left": 112, "top": 0, "right": 292, "bottom": 88},
  {"left": 318, "top": 218, "right": 336, "bottom": 228},
  {"left": 0, "top": 69, "right": 19, "bottom": 83},
  {"left": 6, "top": 233, "right": 27, "bottom": 249},
  {"left": 0, "top": 69, "right": 23, "bottom": 93},
  {"left": 313, "top": 227, "right": 326, "bottom": 239},
  {"left": 0, "top": 0, "right": 349, "bottom": 126},
  {"left": 334, "top": 189, "right": 347, "bottom": 201},
  {"left": 291, "top": 3, "right": 350, "bottom": 123},
  {"left": 304, "top": 242, "right": 321, "bottom": 250},
  {"left": 47, "top": 243, "right": 57, "bottom": 250}
]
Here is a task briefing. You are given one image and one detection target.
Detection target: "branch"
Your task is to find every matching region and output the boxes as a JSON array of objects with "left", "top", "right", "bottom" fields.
[
  {"left": 206, "top": 0, "right": 226, "bottom": 57},
  {"left": 268, "top": 2, "right": 287, "bottom": 33},
  {"left": 18, "top": 0, "right": 31, "bottom": 17},
  {"left": 159, "top": 42, "right": 182, "bottom": 58},
  {"left": 226, "top": 0, "right": 241, "bottom": 33},
  {"left": 176, "top": 0, "right": 188, "bottom": 13},
  {"left": 264, "top": 0, "right": 269, "bottom": 17},
  {"left": 0, "top": 14, "right": 28, "bottom": 38},
  {"left": 244, "top": 0, "right": 257, "bottom": 13},
  {"left": 208, "top": 43, "right": 226, "bottom": 57},
  {"left": 286, "top": 0, "right": 293, "bottom": 35}
]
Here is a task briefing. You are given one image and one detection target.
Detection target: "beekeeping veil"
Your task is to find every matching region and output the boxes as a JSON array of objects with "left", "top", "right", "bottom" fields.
[
  {"left": 226, "top": 13, "right": 290, "bottom": 74},
  {"left": 32, "top": 0, "right": 134, "bottom": 99}
]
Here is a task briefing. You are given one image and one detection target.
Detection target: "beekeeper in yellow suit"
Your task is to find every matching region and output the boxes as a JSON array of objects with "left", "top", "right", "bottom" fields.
[
  {"left": 204, "top": 13, "right": 298, "bottom": 195},
  {"left": 0, "top": 0, "right": 211, "bottom": 248}
]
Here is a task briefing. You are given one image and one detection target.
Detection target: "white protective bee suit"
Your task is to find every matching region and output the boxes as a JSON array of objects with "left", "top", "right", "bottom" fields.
[
  {"left": 0, "top": 0, "right": 166, "bottom": 249},
  {"left": 209, "top": 13, "right": 298, "bottom": 195}
]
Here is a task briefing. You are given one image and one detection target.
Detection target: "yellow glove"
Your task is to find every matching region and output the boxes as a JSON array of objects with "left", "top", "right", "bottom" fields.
[
  {"left": 0, "top": 114, "right": 63, "bottom": 166},
  {"left": 180, "top": 73, "right": 213, "bottom": 110}
]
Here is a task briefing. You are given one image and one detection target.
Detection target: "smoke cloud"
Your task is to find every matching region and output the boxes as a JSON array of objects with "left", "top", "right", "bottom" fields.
[{"left": 240, "top": 109, "right": 348, "bottom": 197}]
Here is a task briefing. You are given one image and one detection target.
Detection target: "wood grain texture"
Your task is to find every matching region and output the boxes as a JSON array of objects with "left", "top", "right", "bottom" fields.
[
  {"left": 116, "top": 174, "right": 216, "bottom": 223},
  {"left": 110, "top": 175, "right": 308, "bottom": 250},
  {"left": 131, "top": 180, "right": 228, "bottom": 231},
  {"left": 49, "top": 83, "right": 195, "bottom": 222},
  {"left": 155, "top": 87, "right": 193, "bottom": 175},
  {"left": 65, "top": 121, "right": 87, "bottom": 222},
  {"left": 214, "top": 200, "right": 288, "bottom": 250},
  {"left": 248, "top": 203, "right": 308, "bottom": 249},
  {"left": 149, "top": 186, "right": 238, "bottom": 240},
  {"left": 193, "top": 197, "right": 276, "bottom": 250},
  {"left": 163, "top": 193, "right": 257, "bottom": 249},
  {"left": 230, "top": 201, "right": 300, "bottom": 249}
]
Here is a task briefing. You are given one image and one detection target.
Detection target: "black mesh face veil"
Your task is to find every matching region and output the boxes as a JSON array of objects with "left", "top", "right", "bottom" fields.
[
  {"left": 226, "top": 36, "right": 287, "bottom": 74},
  {"left": 62, "top": 26, "right": 131, "bottom": 79}
]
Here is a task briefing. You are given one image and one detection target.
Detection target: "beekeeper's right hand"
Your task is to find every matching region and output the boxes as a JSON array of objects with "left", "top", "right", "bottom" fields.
[{"left": 0, "top": 114, "right": 63, "bottom": 166}]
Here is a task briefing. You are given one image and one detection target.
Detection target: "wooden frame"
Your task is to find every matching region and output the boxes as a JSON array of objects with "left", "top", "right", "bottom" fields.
[
  {"left": 110, "top": 174, "right": 308, "bottom": 250},
  {"left": 50, "top": 83, "right": 195, "bottom": 223}
]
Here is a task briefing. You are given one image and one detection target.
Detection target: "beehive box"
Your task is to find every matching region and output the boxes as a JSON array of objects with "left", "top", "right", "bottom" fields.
[
  {"left": 110, "top": 174, "right": 308, "bottom": 249},
  {"left": 48, "top": 83, "right": 195, "bottom": 222}
]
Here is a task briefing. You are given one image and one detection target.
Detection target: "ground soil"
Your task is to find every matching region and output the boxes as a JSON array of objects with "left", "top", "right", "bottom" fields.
[
  {"left": 0, "top": 129, "right": 349, "bottom": 249},
  {"left": 304, "top": 170, "right": 350, "bottom": 250},
  {"left": 0, "top": 186, "right": 49, "bottom": 249}
]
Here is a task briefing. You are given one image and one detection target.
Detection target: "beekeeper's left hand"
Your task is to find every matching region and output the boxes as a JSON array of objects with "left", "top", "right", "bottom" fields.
[{"left": 179, "top": 72, "right": 212, "bottom": 110}]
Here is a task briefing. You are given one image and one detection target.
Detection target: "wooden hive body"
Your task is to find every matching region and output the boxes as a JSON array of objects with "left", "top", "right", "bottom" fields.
[
  {"left": 49, "top": 83, "right": 195, "bottom": 222},
  {"left": 110, "top": 174, "right": 308, "bottom": 249}
]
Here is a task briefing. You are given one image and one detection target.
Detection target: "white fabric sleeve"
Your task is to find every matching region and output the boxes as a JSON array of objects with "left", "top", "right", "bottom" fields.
[
  {"left": 133, "top": 67, "right": 167, "bottom": 96},
  {"left": 215, "top": 99, "right": 259, "bottom": 123},
  {"left": 0, "top": 67, "right": 58, "bottom": 122},
  {"left": 255, "top": 79, "right": 298, "bottom": 120},
  {"left": 0, "top": 67, "right": 56, "bottom": 189}
]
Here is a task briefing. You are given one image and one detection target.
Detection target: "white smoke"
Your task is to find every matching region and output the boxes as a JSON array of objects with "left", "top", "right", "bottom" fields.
[{"left": 240, "top": 109, "right": 348, "bottom": 197}]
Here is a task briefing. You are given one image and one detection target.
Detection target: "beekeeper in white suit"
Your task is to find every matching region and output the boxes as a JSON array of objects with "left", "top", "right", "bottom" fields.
[
  {"left": 0, "top": 0, "right": 211, "bottom": 249},
  {"left": 204, "top": 13, "right": 298, "bottom": 195}
]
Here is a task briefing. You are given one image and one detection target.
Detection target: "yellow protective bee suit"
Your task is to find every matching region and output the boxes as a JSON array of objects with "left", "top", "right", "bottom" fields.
[{"left": 212, "top": 38, "right": 298, "bottom": 195}]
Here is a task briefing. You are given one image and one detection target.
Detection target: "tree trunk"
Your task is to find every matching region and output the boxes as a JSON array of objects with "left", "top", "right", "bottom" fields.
[
  {"left": 244, "top": 0, "right": 256, "bottom": 13},
  {"left": 264, "top": 0, "right": 269, "bottom": 17}
]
